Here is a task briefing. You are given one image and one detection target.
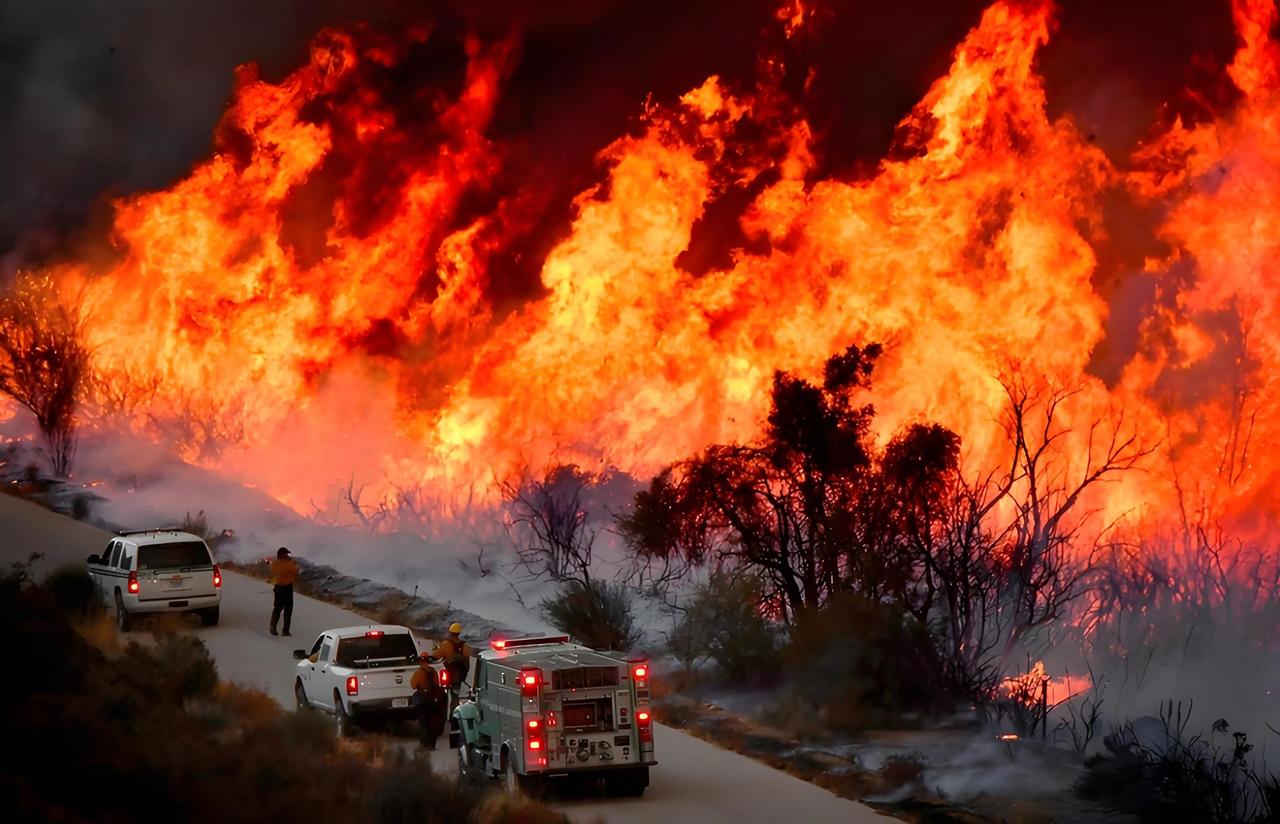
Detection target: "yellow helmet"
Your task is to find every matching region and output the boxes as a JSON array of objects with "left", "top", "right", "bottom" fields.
[{"left": 448, "top": 622, "right": 463, "bottom": 635}]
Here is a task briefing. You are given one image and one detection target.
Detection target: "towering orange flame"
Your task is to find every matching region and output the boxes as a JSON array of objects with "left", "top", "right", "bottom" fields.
[{"left": 32, "top": 0, "right": 1280, "bottom": 535}]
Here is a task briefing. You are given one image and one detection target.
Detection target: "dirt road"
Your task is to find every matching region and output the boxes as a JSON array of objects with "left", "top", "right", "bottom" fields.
[{"left": 0, "top": 492, "right": 887, "bottom": 823}]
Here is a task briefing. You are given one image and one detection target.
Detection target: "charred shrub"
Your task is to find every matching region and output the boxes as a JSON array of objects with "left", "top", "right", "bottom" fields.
[
  {"left": 541, "top": 579, "right": 640, "bottom": 651},
  {"left": 43, "top": 564, "right": 104, "bottom": 621},
  {"left": 671, "top": 571, "right": 777, "bottom": 683},
  {"left": 1076, "top": 702, "right": 1280, "bottom": 823},
  {"left": 784, "top": 592, "right": 944, "bottom": 731}
]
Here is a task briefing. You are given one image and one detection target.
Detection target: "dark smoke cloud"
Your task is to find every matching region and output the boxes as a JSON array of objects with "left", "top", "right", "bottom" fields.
[{"left": 0, "top": 0, "right": 1245, "bottom": 285}]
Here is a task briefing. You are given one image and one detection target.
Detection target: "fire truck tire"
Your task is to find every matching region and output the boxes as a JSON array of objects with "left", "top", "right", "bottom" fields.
[
  {"left": 503, "top": 752, "right": 539, "bottom": 796},
  {"left": 457, "top": 744, "right": 475, "bottom": 784},
  {"left": 605, "top": 768, "right": 648, "bottom": 798}
]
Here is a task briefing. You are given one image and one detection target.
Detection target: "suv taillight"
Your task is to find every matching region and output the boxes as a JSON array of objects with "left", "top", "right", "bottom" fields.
[
  {"left": 346, "top": 676, "right": 359, "bottom": 696},
  {"left": 127, "top": 570, "right": 139, "bottom": 594},
  {"left": 212, "top": 565, "right": 222, "bottom": 588},
  {"left": 439, "top": 667, "right": 450, "bottom": 686}
]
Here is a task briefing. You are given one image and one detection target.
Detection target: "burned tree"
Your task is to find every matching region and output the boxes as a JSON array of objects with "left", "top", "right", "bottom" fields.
[
  {"left": 900, "top": 376, "right": 1151, "bottom": 702},
  {"left": 0, "top": 274, "right": 89, "bottom": 477},
  {"left": 500, "top": 462, "right": 599, "bottom": 585}
]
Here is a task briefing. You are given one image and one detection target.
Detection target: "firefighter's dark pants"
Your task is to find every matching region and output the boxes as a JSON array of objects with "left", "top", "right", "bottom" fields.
[
  {"left": 417, "top": 691, "right": 445, "bottom": 747},
  {"left": 270, "top": 584, "right": 294, "bottom": 634}
]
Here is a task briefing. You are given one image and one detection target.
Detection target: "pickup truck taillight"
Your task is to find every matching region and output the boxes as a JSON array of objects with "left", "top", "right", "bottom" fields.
[
  {"left": 127, "top": 570, "right": 139, "bottom": 594},
  {"left": 212, "top": 565, "right": 222, "bottom": 588},
  {"left": 346, "top": 676, "right": 359, "bottom": 696}
]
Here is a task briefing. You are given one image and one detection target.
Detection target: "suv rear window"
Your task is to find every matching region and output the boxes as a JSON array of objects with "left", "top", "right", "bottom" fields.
[
  {"left": 335, "top": 634, "right": 417, "bottom": 667},
  {"left": 138, "top": 541, "right": 213, "bottom": 571}
]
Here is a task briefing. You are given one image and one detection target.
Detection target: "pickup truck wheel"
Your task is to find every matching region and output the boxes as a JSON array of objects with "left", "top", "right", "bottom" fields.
[
  {"left": 295, "top": 680, "right": 310, "bottom": 712},
  {"left": 199, "top": 606, "right": 220, "bottom": 627},
  {"left": 334, "top": 696, "right": 353, "bottom": 738},
  {"left": 114, "top": 591, "right": 132, "bottom": 632}
]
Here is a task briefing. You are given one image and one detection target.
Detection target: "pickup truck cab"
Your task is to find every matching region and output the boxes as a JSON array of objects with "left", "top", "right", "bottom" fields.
[
  {"left": 452, "top": 635, "right": 655, "bottom": 797},
  {"left": 293, "top": 625, "right": 434, "bottom": 737},
  {"left": 87, "top": 530, "right": 221, "bottom": 631}
]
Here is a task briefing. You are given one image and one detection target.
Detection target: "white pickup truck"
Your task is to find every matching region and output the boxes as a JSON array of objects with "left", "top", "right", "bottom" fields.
[{"left": 292, "top": 625, "right": 435, "bottom": 736}]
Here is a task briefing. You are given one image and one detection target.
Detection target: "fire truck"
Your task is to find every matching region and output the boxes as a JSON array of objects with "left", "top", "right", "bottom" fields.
[{"left": 450, "top": 635, "right": 656, "bottom": 796}]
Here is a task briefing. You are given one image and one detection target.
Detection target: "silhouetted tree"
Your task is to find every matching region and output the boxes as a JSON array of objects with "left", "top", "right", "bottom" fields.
[{"left": 619, "top": 344, "right": 944, "bottom": 622}]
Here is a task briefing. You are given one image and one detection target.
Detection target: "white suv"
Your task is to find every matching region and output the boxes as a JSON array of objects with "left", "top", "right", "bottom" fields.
[{"left": 87, "top": 530, "right": 222, "bottom": 631}]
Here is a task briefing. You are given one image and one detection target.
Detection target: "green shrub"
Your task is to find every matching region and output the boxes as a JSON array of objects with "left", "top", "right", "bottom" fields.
[
  {"left": 784, "top": 591, "right": 944, "bottom": 730},
  {"left": 541, "top": 580, "right": 640, "bottom": 651},
  {"left": 369, "top": 752, "right": 477, "bottom": 824},
  {"left": 120, "top": 632, "right": 218, "bottom": 703},
  {"left": 43, "top": 564, "right": 104, "bottom": 621},
  {"left": 671, "top": 571, "right": 777, "bottom": 682}
]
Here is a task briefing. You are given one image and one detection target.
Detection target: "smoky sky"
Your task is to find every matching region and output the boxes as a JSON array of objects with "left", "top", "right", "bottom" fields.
[{"left": 0, "top": 0, "right": 1241, "bottom": 272}]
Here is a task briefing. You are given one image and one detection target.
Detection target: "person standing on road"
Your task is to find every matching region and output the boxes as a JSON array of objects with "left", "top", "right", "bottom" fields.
[
  {"left": 410, "top": 653, "right": 446, "bottom": 749},
  {"left": 269, "top": 547, "right": 300, "bottom": 636}
]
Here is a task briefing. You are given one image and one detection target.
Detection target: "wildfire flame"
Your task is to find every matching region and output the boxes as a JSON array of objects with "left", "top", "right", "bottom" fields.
[
  {"left": 27, "top": 0, "right": 1280, "bottom": 534},
  {"left": 1000, "top": 660, "right": 1090, "bottom": 708}
]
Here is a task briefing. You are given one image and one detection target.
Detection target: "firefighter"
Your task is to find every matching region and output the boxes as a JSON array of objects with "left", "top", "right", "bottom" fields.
[
  {"left": 410, "top": 653, "right": 446, "bottom": 748},
  {"left": 432, "top": 622, "right": 475, "bottom": 688},
  {"left": 268, "top": 547, "right": 299, "bottom": 636}
]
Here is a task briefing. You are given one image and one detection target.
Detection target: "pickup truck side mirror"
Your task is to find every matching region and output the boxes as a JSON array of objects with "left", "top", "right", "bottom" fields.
[
  {"left": 86, "top": 554, "right": 99, "bottom": 565},
  {"left": 292, "top": 649, "right": 307, "bottom": 660}
]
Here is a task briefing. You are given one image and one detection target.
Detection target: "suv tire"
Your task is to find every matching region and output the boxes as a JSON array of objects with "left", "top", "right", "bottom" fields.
[
  {"left": 115, "top": 591, "right": 133, "bottom": 632},
  {"left": 199, "top": 606, "right": 220, "bottom": 627}
]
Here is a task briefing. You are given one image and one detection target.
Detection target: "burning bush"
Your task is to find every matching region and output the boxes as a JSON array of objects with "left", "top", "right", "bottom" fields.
[
  {"left": 0, "top": 272, "right": 89, "bottom": 477},
  {"left": 622, "top": 345, "right": 1144, "bottom": 716}
]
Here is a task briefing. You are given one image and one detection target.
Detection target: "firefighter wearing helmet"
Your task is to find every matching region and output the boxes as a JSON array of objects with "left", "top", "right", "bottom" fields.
[{"left": 432, "top": 622, "right": 475, "bottom": 697}]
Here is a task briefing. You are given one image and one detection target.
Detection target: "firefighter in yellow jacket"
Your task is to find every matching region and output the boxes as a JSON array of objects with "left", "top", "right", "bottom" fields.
[
  {"left": 269, "top": 547, "right": 300, "bottom": 636},
  {"left": 432, "top": 623, "right": 475, "bottom": 690}
]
